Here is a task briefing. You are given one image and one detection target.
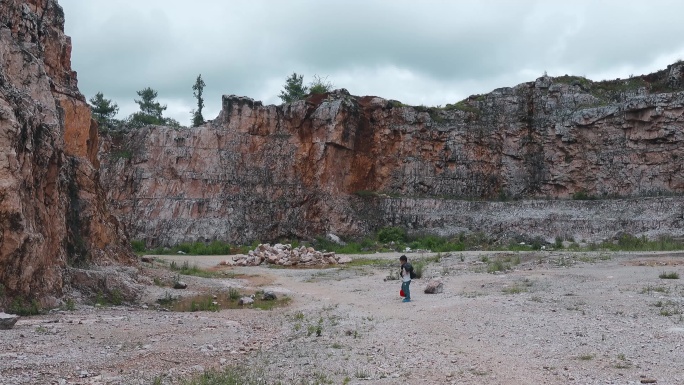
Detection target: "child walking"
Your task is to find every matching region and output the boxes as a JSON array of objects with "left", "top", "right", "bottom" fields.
[{"left": 399, "top": 255, "right": 413, "bottom": 302}]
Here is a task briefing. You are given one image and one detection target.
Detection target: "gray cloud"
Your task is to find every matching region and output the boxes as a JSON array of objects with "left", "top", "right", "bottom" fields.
[{"left": 59, "top": 0, "right": 684, "bottom": 126}]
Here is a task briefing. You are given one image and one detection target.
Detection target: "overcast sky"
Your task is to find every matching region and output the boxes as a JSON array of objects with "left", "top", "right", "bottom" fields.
[{"left": 59, "top": 0, "right": 684, "bottom": 127}]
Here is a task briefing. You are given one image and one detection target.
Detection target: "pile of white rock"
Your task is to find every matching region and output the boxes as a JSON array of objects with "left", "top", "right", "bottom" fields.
[{"left": 220, "top": 243, "right": 352, "bottom": 267}]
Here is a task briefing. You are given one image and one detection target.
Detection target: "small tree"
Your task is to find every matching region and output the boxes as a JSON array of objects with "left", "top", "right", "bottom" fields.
[
  {"left": 278, "top": 72, "right": 308, "bottom": 103},
  {"left": 191, "top": 74, "right": 206, "bottom": 127},
  {"left": 88, "top": 92, "right": 119, "bottom": 129},
  {"left": 130, "top": 87, "right": 167, "bottom": 126},
  {"left": 309, "top": 75, "right": 334, "bottom": 95}
]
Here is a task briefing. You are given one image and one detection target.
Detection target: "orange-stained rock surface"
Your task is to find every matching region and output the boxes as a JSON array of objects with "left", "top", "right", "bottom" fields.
[
  {"left": 101, "top": 64, "right": 684, "bottom": 247},
  {"left": 0, "top": 0, "right": 135, "bottom": 306}
]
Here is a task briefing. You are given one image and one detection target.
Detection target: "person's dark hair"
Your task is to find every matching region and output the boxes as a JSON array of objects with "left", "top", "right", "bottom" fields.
[{"left": 399, "top": 255, "right": 407, "bottom": 261}]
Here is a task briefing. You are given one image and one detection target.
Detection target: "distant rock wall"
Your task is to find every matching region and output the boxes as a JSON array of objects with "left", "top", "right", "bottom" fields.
[
  {"left": 0, "top": 0, "right": 135, "bottom": 306},
  {"left": 100, "top": 64, "right": 684, "bottom": 247}
]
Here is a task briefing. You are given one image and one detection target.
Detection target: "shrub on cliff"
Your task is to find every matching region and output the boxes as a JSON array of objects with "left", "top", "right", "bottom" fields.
[
  {"left": 126, "top": 87, "right": 181, "bottom": 128},
  {"left": 309, "top": 75, "right": 334, "bottom": 95},
  {"left": 278, "top": 73, "right": 334, "bottom": 103},
  {"left": 279, "top": 72, "right": 308, "bottom": 103},
  {"left": 89, "top": 92, "right": 119, "bottom": 129}
]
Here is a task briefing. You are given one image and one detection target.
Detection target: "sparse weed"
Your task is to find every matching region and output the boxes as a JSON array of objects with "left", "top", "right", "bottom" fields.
[
  {"left": 659, "top": 271, "right": 680, "bottom": 279},
  {"left": 228, "top": 287, "right": 241, "bottom": 301},
  {"left": 502, "top": 285, "right": 526, "bottom": 294},
  {"left": 179, "top": 366, "right": 268, "bottom": 385}
]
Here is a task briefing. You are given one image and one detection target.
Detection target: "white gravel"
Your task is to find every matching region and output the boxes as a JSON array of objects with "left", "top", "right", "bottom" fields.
[{"left": 1, "top": 251, "right": 683, "bottom": 384}]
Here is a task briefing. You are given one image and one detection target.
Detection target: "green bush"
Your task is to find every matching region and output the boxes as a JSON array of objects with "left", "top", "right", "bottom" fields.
[
  {"left": 8, "top": 296, "right": 42, "bottom": 316},
  {"left": 131, "top": 240, "right": 146, "bottom": 253},
  {"left": 377, "top": 227, "right": 407, "bottom": 243}
]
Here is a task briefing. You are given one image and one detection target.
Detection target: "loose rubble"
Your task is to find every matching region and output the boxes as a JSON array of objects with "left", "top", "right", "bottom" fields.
[{"left": 220, "top": 243, "right": 346, "bottom": 267}]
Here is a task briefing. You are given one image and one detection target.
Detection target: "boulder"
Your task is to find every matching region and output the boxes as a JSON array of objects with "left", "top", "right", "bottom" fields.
[
  {"left": 173, "top": 281, "right": 188, "bottom": 289},
  {"left": 424, "top": 280, "right": 444, "bottom": 294},
  {"left": 326, "top": 233, "right": 346, "bottom": 246},
  {"left": 262, "top": 291, "right": 277, "bottom": 301},
  {"left": 238, "top": 297, "right": 254, "bottom": 306},
  {"left": 338, "top": 256, "right": 353, "bottom": 264},
  {"left": 0, "top": 313, "right": 19, "bottom": 330}
]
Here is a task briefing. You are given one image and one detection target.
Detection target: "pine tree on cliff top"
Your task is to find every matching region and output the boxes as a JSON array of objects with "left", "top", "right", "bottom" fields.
[
  {"left": 279, "top": 72, "right": 308, "bottom": 103},
  {"left": 191, "top": 74, "right": 205, "bottom": 127},
  {"left": 129, "top": 87, "right": 167, "bottom": 126},
  {"left": 89, "top": 92, "right": 118, "bottom": 129}
]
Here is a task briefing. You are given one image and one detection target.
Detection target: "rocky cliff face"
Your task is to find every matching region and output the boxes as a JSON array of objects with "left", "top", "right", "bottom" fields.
[
  {"left": 0, "top": 0, "right": 135, "bottom": 307},
  {"left": 101, "top": 64, "right": 684, "bottom": 247}
]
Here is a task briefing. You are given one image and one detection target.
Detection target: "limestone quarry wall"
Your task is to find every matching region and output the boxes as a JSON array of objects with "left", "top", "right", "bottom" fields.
[
  {"left": 0, "top": 0, "right": 134, "bottom": 306},
  {"left": 101, "top": 63, "right": 684, "bottom": 247}
]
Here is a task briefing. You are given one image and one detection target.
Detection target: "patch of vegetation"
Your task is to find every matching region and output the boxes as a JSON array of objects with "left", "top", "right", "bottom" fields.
[
  {"left": 180, "top": 366, "right": 269, "bottom": 385},
  {"left": 577, "top": 354, "right": 595, "bottom": 361},
  {"left": 93, "top": 289, "right": 124, "bottom": 307},
  {"left": 594, "top": 234, "right": 684, "bottom": 252},
  {"left": 486, "top": 255, "right": 521, "bottom": 273},
  {"left": 157, "top": 291, "right": 176, "bottom": 306},
  {"left": 444, "top": 99, "right": 480, "bottom": 115},
  {"left": 655, "top": 300, "right": 682, "bottom": 317},
  {"left": 148, "top": 240, "right": 235, "bottom": 256},
  {"left": 377, "top": 226, "right": 407, "bottom": 243},
  {"left": 131, "top": 239, "right": 146, "bottom": 253},
  {"left": 613, "top": 353, "right": 632, "bottom": 369},
  {"left": 169, "top": 260, "right": 221, "bottom": 278},
  {"left": 170, "top": 290, "right": 289, "bottom": 312},
  {"left": 571, "top": 189, "right": 596, "bottom": 200},
  {"left": 502, "top": 285, "right": 527, "bottom": 294},
  {"left": 659, "top": 271, "right": 680, "bottom": 279},
  {"left": 8, "top": 296, "right": 42, "bottom": 316},
  {"left": 640, "top": 285, "right": 669, "bottom": 295},
  {"left": 61, "top": 298, "right": 76, "bottom": 311}
]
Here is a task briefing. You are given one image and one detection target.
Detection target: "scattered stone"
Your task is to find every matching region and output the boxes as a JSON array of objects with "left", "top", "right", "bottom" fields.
[
  {"left": 262, "top": 291, "right": 277, "bottom": 301},
  {"left": 223, "top": 244, "right": 348, "bottom": 267},
  {"left": 0, "top": 313, "right": 20, "bottom": 330},
  {"left": 238, "top": 297, "right": 254, "bottom": 306},
  {"left": 140, "top": 256, "right": 154, "bottom": 263},
  {"left": 326, "top": 233, "right": 346, "bottom": 246},
  {"left": 424, "top": 279, "right": 444, "bottom": 294},
  {"left": 173, "top": 281, "right": 188, "bottom": 289}
]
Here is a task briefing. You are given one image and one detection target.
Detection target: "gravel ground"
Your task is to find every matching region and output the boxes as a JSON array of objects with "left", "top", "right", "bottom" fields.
[{"left": 1, "top": 251, "right": 683, "bottom": 385}]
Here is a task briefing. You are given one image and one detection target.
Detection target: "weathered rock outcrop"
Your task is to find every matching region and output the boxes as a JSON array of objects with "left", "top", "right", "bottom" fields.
[
  {"left": 100, "top": 64, "right": 684, "bottom": 246},
  {"left": 0, "top": 0, "right": 135, "bottom": 307}
]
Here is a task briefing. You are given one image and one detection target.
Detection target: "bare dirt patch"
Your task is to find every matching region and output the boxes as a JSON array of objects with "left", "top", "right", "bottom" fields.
[{"left": 1, "top": 251, "right": 683, "bottom": 384}]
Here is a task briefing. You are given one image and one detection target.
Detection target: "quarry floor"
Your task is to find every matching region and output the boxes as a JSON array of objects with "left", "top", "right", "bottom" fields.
[{"left": 1, "top": 251, "right": 684, "bottom": 385}]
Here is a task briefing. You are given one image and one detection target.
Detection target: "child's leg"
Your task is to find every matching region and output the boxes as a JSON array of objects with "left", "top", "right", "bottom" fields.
[{"left": 403, "top": 281, "right": 411, "bottom": 300}]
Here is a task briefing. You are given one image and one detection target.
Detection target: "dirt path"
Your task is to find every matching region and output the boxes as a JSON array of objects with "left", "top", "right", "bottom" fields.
[{"left": 1, "top": 251, "right": 684, "bottom": 384}]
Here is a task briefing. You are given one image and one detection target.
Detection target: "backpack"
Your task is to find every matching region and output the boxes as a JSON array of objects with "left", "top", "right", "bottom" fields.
[{"left": 403, "top": 263, "right": 416, "bottom": 279}]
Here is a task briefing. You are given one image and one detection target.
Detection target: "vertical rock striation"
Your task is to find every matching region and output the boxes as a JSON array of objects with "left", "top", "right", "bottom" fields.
[
  {"left": 101, "top": 66, "right": 684, "bottom": 246},
  {"left": 0, "top": 0, "right": 135, "bottom": 306}
]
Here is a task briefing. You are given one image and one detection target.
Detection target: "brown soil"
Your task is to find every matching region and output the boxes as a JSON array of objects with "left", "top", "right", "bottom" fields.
[{"left": 1, "top": 251, "right": 683, "bottom": 385}]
